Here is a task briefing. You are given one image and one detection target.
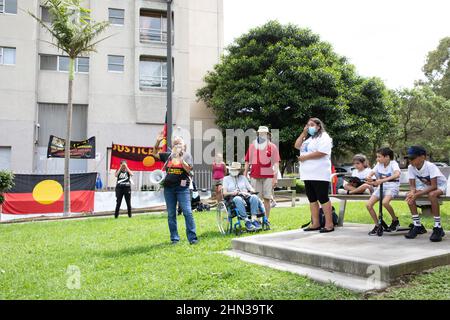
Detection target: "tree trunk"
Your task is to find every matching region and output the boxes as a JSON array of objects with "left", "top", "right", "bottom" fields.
[{"left": 63, "top": 58, "right": 75, "bottom": 216}]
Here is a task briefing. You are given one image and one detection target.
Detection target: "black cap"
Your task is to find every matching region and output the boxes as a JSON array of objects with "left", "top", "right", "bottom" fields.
[{"left": 407, "top": 146, "right": 426, "bottom": 160}]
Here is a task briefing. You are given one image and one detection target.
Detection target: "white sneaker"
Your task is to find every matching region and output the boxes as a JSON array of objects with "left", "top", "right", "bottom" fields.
[
  {"left": 270, "top": 199, "right": 277, "bottom": 208},
  {"left": 337, "top": 189, "right": 347, "bottom": 195}
]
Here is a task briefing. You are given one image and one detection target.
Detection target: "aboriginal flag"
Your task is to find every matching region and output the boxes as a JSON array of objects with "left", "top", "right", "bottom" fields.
[
  {"left": 161, "top": 112, "right": 168, "bottom": 152},
  {"left": 2, "top": 173, "right": 96, "bottom": 214}
]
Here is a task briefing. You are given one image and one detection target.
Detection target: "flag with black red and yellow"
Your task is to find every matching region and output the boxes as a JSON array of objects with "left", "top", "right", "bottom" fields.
[{"left": 2, "top": 173, "right": 96, "bottom": 214}]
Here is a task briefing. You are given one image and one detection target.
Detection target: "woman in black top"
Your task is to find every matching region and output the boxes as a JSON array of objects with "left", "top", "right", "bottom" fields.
[
  {"left": 115, "top": 160, "right": 134, "bottom": 218},
  {"left": 153, "top": 132, "right": 198, "bottom": 245}
]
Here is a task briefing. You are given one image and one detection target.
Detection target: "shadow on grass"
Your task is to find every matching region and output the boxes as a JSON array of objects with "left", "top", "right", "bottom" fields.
[{"left": 100, "top": 242, "right": 174, "bottom": 258}]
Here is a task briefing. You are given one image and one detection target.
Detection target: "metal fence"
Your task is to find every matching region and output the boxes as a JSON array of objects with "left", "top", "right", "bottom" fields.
[{"left": 192, "top": 170, "right": 213, "bottom": 190}]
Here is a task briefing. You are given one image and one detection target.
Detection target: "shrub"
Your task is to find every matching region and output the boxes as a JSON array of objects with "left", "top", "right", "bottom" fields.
[{"left": 0, "top": 170, "right": 15, "bottom": 204}]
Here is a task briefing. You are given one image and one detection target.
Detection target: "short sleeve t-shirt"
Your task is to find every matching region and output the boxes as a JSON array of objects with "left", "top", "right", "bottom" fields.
[
  {"left": 222, "top": 175, "right": 253, "bottom": 193},
  {"left": 245, "top": 141, "right": 280, "bottom": 179},
  {"left": 408, "top": 161, "right": 447, "bottom": 189},
  {"left": 116, "top": 170, "right": 131, "bottom": 187},
  {"left": 352, "top": 168, "right": 372, "bottom": 180},
  {"left": 372, "top": 160, "right": 401, "bottom": 188},
  {"left": 299, "top": 132, "right": 333, "bottom": 182},
  {"left": 159, "top": 151, "right": 193, "bottom": 188}
]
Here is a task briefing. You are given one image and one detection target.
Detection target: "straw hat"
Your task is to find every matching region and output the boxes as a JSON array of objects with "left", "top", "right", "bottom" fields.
[
  {"left": 257, "top": 126, "right": 269, "bottom": 133},
  {"left": 227, "top": 162, "right": 242, "bottom": 171}
]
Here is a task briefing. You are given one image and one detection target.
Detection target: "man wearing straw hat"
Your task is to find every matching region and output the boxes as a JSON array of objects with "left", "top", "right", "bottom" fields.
[
  {"left": 244, "top": 126, "right": 280, "bottom": 226},
  {"left": 222, "top": 162, "right": 266, "bottom": 231}
]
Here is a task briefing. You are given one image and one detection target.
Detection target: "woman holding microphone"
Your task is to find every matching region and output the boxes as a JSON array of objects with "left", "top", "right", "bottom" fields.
[
  {"left": 295, "top": 118, "right": 335, "bottom": 233},
  {"left": 153, "top": 132, "right": 199, "bottom": 245}
]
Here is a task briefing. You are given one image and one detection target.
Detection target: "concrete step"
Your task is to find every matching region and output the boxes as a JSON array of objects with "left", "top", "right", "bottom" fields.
[
  {"left": 224, "top": 250, "right": 389, "bottom": 292},
  {"left": 230, "top": 223, "right": 450, "bottom": 287}
]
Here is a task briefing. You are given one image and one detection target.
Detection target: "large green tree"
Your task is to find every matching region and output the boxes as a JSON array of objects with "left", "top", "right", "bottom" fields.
[
  {"left": 423, "top": 37, "right": 450, "bottom": 100},
  {"left": 391, "top": 85, "right": 450, "bottom": 161},
  {"left": 197, "top": 21, "right": 396, "bottom": 171}
]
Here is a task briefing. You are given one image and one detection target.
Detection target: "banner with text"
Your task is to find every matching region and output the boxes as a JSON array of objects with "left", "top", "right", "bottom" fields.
[
  {"left": 47, "top": 135, "right": 96, "bottom": 159},
  {"left": 110, "top": 144, "right": 165, "bottom": 171}
]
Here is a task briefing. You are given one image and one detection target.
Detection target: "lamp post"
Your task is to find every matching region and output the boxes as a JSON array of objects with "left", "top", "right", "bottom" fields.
[{"left": 166, "top": 0, "right": 173, "bottom": 148}]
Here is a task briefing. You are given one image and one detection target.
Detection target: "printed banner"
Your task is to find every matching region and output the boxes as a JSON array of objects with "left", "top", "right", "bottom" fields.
[
  {"left": 110, "top": 144, "right": 165, "bottom": 171},
  {"left": 47, "top": 135, "right": 96, "bottom": 159},
  {"left": 2, "top": 173, "right": 97, "bottom": 214}
]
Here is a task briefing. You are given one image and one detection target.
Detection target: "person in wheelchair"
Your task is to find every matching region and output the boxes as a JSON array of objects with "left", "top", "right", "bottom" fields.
[{"left": 222, "top": 162, "right": 266, "bottom": 232}]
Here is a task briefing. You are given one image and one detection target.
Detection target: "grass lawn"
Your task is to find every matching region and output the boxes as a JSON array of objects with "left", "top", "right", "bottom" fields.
[{"left": 0, "top": 201, "right": 449, "bottom": 300}]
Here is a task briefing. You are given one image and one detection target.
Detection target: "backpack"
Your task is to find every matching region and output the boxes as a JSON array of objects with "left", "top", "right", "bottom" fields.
[{"left": 301, "top": 206, "right": 339, "bottom": 229}]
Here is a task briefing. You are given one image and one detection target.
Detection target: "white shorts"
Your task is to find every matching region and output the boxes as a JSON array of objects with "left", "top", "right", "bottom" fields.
[{"left": 373, "top": 186, "right": 399, "bottom": 198}]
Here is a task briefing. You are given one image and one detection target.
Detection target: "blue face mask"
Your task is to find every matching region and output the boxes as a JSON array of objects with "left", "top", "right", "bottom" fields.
[
  {"left": 257, "top": 136, "right": 266, "bottom": 143},
  {"left": 308, "top": 127, "right": 317, "bottom": 136}
]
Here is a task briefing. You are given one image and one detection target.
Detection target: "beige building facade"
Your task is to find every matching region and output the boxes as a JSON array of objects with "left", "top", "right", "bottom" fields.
[{"left": 0, "top": 0, "right": 223, "bottom": 186}]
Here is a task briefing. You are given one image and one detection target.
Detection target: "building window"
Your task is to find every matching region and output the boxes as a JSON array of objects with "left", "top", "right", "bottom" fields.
[
  {"left": 108, "top": 55, "right": 124, "bottom": 72},
  {"left": 0, "top": 0, "right": 17, "bottom": 14},
  {"left": 108, "top": 8, "right": 124, "bottom": 26},
  {"left": 0, "top": 47, "right": 16, "bottom": 65},
  {"left": 140, "top": 57, "right": 167, "bottom": 89},
  {"left": 41, "top": 6, "right": 52, "bottom": 23},
  {"left": 0, "top": 146, "right": 12, "bottom": 170},
  {"left": 140, "top": 11, "right": 167, "bottom": 43},
  {"left": 40, "top": 54, "right": 89, "bottom": 73},
  {"left": 77, "top": 57, "right": 89, "bottom": 73}
]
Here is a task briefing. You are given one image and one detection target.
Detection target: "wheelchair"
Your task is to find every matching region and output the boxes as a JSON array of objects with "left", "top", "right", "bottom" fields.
[{"left": 216, "top": 193, "right": 270, "bottom": 235}]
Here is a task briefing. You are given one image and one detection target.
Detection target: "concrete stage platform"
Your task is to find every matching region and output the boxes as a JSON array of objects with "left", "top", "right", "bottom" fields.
[{"left": 225, "top": 223, "right": 450, "bottom": 292}]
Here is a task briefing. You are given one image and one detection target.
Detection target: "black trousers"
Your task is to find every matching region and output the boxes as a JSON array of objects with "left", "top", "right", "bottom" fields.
[{"left": 115, "top": 185, "right": 132, "bottom": 217}]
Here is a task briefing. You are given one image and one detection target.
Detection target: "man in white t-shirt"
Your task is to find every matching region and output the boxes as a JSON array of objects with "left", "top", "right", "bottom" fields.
[{"left": 404, "top": 146, "right": 447, "bottom": 242}]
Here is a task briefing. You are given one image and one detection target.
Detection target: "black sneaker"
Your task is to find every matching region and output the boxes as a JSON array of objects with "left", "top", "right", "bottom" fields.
[
  {"left": 405, "top": 225, "right": 427, "bottom": 239},
  {"left": 389, "top": 219, "right": 400, "bottom": 232},
  {"left": 430, "top": 227, "right": 445, "bottom": 242},
  {"left": 369, "top": 225, "right": 381, "bottom": 236}
]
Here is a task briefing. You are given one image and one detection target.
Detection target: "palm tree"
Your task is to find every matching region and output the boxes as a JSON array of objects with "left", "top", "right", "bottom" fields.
[{"left": 29, "top": 0, "right": 111, "bottom": 216}]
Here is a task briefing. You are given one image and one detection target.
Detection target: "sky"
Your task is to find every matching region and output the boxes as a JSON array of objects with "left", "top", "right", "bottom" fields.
[{"left": 223, "top": 0, "right": 450, "bottom": 90}]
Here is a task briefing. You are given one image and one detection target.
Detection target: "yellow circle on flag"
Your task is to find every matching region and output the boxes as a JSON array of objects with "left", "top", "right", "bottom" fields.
[
  {"left": 32, "top": 180, "right": 63, "bottom": 205},
  {"left": 143, "top": 156, "right": 155, "bottom": 167}
]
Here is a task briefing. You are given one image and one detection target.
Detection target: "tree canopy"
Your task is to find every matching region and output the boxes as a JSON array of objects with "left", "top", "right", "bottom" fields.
[
  {"left": 423, "top": 37, "right": 450, "bottom": 100},
  {"left": 197, "top": 21, "right": 396, "bottom": 168},
  {"left": 390, "top": 85, "right": 450, "bottom": 161}
]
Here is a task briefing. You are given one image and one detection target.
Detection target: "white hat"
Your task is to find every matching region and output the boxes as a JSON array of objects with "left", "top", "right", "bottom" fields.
[
  {"left": 227, "top": 162, "right": 242, "bottom": 171},
  {"left": 257, "top": 126, "right": 269, "bottom": 133}
]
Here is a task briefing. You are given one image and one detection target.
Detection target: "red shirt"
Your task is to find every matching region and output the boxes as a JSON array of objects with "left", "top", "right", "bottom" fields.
[{"left": 245, "top": 142, "right": 280, "bottom": 178}]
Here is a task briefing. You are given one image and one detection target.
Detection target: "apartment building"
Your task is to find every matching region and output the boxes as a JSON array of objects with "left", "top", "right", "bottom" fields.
[{"left": 0, "top": 0, "right": 223, "bottom": 186}]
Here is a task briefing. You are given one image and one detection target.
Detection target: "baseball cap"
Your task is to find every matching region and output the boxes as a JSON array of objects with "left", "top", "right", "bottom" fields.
[{"left": 407, "top": 146, "right": 427, "bottom": 160}]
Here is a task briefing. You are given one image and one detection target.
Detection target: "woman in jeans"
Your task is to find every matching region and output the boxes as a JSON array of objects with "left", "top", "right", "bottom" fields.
[
  {"left": 153, "top": 132, "right": 198, "bottom": 245},
  {"left": 294, "top": 118, "right": 334, "bottom": 233}
]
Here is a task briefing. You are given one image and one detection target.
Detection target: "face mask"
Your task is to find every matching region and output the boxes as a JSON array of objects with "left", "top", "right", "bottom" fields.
[
  {"left": 308, "top": 127, "right": 317, "bottom": 136},
  {"left": 230, "top": 170, "right": 239, "bottom": 177},
  {"left": 257, "top": 135, "right": 267, "bottom": 143}
]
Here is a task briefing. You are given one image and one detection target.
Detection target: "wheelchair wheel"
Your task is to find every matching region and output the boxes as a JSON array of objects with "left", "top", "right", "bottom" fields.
[{"left": 216, "top": 201, "right": 231, "bottom": 235}]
